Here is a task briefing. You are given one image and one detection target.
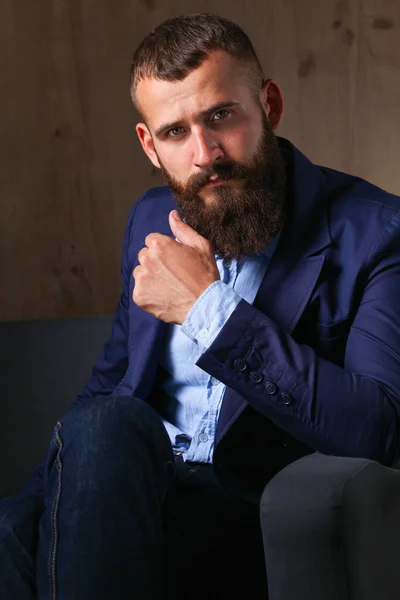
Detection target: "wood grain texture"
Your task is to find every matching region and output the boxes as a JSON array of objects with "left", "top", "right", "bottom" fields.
[{"left": 1, "top": 0, "right": 400, "bottom": 320}]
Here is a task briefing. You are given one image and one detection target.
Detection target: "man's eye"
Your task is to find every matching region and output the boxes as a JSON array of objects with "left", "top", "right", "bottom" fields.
[
  {"left": 167, "top": 127, "right": 184, "bottom": 138},
  {"left": 212, "top": 109, "right": 231, "bottom": 121}
]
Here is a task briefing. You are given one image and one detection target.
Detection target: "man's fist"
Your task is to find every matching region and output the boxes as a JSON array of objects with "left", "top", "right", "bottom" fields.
[{"left": 132, "top": 210, "right": 220, "bottom": 324}]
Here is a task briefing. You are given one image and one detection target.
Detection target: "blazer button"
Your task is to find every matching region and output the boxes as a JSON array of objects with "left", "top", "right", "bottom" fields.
[
  {"left": 234, "top": 358, "right": 247, "bottom": 372},
  {"left": 264, "top": 381, "right": 278, "bottom": 395},
  {"left": 279, "top": 392, "right": 292, "bottom": 405},
  {"left": 249, "top": 371, "right": 263, "bottom": 384}
]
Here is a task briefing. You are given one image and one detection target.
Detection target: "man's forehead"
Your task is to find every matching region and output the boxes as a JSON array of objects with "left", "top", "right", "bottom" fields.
[{"left": 135, "top": 54, "right": 249, "bottom": 127}]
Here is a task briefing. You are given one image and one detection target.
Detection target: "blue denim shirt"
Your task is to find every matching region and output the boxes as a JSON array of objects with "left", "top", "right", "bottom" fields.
[{"left": 158, "top": 235, "right": 280, "bottom": 463}]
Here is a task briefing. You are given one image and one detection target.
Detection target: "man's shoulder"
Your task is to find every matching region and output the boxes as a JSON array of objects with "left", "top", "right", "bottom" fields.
[
  {"left": 320, "top": 165, "right": 400, "bottom": 215},
  {"left": 286, "top": 138, "right": 400, "bottom": 231},
  {"left": 125, "top": 185, "right": 176, "bottom": 235},
  {"left": 319, "top": 165, "right": 400, "bottom": 256},
  {"left": 121, "top": 185, "right": 177, "bottom": 262},
  {"left": 133, "top": 185, "right": 176, "bottom": 218}
]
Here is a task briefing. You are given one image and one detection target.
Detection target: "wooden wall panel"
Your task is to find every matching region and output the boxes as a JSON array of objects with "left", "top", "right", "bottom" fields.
[{"left": 1, "top": 0, "right": 399, "bottom": 321}]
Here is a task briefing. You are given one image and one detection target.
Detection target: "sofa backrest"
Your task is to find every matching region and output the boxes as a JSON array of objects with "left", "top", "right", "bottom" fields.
[{"left": 0, "top": 315, "right": 113, "bottom": 498}]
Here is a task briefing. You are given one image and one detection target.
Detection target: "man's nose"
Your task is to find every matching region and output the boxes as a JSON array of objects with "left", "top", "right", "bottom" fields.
[{"left": 192, "top": 129, "right": 224, "bottom": 169}]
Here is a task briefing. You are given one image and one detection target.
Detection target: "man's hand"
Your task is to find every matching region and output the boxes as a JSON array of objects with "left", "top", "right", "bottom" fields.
[{"left": 132, "top": 210, "right": 220, "bottom": 324}]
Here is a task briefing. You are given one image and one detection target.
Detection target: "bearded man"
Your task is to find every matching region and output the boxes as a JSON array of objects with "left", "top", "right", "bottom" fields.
[{"left": 1, "top": 13, "right": 400, "bottom": 600}]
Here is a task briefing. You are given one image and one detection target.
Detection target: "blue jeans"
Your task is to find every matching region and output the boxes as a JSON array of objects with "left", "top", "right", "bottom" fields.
[{"left": 0, "top": 395, "right": 266, "bottom": 599}]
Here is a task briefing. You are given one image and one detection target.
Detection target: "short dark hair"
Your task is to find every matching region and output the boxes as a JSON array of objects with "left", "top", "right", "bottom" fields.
[{"left": 130, "top": 13, "right": 264, "bottom": 110}]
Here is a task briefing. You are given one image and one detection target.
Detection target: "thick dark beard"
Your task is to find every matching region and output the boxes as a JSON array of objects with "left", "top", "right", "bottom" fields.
[{"left": 159, "top": 113, "right": 287, "bottom": 260}]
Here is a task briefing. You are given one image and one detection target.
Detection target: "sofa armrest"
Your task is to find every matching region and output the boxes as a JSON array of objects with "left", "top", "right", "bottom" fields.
[{"left": 260, "top": 454, "right": 400, "bottom": 600}]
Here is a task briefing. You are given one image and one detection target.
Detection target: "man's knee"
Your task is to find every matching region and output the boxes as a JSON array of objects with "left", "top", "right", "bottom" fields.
[
  {"left": 50, "top": 395, "right": 173, "bottom": 480},
  {"left": 260, "top": 454, "right": 372, "bottom": 541},
  {"left": 60, "top": 395, "right": 170, "bottom": 447}
]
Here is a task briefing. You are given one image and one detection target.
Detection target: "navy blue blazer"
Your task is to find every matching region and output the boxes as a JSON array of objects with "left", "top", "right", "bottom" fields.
[{"left": 25, "top": 138, "right": 400, "bottom": 497}]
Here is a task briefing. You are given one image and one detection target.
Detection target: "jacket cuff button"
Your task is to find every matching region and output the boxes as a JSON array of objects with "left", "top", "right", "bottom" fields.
[
  {"left": 250, "top": 371, "right": 263, "bottom": 384},
  {"left": 233, "top": 358, "right": 247, "bottom": 372},
  {"left": 264, "top": 381, "right": 278, "bottom": 395},
  {"left": 279, "top": 392, "right": 293, "bottom": 405}
]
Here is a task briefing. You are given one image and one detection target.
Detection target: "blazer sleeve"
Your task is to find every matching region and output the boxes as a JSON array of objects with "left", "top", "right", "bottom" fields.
[
  {"left": 20, "top": 197, "right": 142, "bottom": 497},
  {"left": 197, "top": 211, "right": 400, "bottom": 467},
  {"left": 70, "top": 201, "right": 137, "bottom": 407}
]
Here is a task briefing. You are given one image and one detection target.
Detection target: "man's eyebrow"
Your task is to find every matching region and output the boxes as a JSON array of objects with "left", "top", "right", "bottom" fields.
[{"left": 154, "top": 101, "right": 241, "bottom": 139}]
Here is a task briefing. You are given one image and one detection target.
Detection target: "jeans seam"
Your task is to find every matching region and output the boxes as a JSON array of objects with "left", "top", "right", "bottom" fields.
[{"left": 48, "top": 421, "right": 63, "bottom": 600}]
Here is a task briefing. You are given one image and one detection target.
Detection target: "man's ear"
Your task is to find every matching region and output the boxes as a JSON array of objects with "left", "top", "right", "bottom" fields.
[
  {"left": 259, "top": 79, "right": 284, "bottom": 130},
  {"left": 136, "top": 123, "right": 161, "bottom": 169}
]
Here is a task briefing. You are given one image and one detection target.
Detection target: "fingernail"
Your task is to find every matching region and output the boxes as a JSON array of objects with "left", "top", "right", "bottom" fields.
[{"left": 172, "top": 210, "right": 181, "bottom": 220}]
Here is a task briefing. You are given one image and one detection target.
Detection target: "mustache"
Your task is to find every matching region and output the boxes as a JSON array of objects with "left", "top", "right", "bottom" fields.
[{"left": 185, "top": 161, "right": 251, "bottom": 194}]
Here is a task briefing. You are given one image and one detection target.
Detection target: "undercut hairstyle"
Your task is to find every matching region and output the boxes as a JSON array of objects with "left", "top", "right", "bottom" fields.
[{"left": 130, "top": 13, "right": 264, "bottom": 112}]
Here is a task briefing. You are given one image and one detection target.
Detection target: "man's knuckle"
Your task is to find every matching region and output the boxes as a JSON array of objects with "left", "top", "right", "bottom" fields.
[
  {"left": 151, "top": 237, "right": 163, "bottom": 250},
  {"left": 146, "top": 233, "right": 165, "bottom": 249}
]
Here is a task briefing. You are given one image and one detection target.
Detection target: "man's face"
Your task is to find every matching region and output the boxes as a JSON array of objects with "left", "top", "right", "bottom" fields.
[{"left": 135, "top": 51, "right": 286, "bottom": 259}]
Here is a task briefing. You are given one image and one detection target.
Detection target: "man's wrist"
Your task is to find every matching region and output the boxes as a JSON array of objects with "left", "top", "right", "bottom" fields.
[{"left": 181, "top": 280, "right": 242, "bottom": 349}]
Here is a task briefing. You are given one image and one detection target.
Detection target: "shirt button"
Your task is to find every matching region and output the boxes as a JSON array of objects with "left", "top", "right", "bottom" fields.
[
  {"left": 199, "top": 433, "right": 208, "bottom": 443},
  {"left": 223, "top": 258, "right": 232, "bottom": 268},
  {"left": 211, "top": 377, "right": 220, "bottom": 386},
  {"left": 279, "top": 392, "right": 293, "bottom": 405},
  {"left": 198, "top": 328, "right": 208, "bottom": 339},
  {"left": 264, "top": 381, "right": 278, "bottom": 395},
  {"left": 234, "top": 358, "right": 247, "bottom": 372}
]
